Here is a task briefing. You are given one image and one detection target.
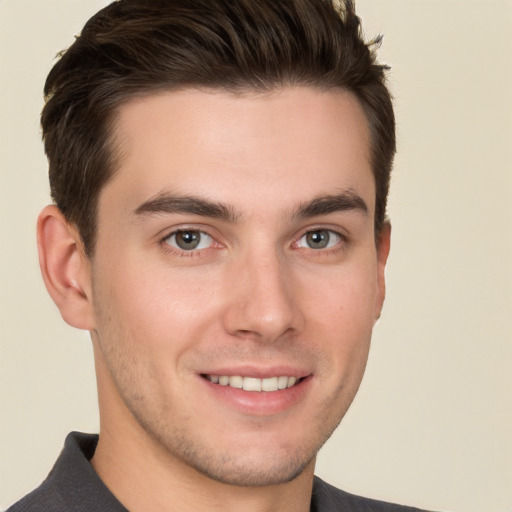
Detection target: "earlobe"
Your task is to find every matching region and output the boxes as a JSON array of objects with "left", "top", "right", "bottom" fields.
[
  {"left": 37, "top": 205, "right": 95, "bottom": 330},
  {"left": 374, "top": 222, "right": 391, "bottom": 321}
]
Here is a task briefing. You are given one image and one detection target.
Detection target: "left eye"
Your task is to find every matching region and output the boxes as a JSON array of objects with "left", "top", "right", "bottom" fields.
[
  {"left": 296, "top": 229, "right": 342, "bottom": 250},
  {"left": 164, "top": 230, "right": 214, "bottom": 251}
]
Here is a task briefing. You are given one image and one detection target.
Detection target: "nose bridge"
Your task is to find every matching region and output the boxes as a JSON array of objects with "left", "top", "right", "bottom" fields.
[{"left": 223, "top": 243, "right": 300, "bottom": 341}]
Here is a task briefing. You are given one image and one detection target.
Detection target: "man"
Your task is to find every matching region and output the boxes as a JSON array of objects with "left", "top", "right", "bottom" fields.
[{"left": 7, "top": 1, "right": 433, "bottom": 511}]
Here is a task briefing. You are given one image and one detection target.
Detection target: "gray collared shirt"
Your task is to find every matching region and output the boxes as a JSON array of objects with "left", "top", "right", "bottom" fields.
[{"left": 7, "top": 432, "right": 433, "bottom": 512}]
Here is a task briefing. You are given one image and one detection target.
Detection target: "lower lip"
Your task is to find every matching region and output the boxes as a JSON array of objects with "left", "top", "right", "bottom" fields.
[{"left": 199, "top": 376, "right": 312, "bottom": 416}]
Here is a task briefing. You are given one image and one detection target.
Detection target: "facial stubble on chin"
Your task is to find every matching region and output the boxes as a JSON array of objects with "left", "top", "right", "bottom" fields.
[
  {"left": 95, "top": 328, "right": 368, "bottom": 488},
  {"left": 120, "top": 374, "right": 359, "bottom": 488},
  {"left": 132, "top": 417, "right": 328, "bottom": 487}
]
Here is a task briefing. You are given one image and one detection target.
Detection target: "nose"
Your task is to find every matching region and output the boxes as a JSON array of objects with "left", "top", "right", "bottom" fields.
[{"left": 222, "top": 249, "right": 304, "bottom": 342}]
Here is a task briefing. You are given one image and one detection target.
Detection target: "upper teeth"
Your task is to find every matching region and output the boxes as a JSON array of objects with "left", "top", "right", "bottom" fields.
[{"left": 207, "top": 375, "right": 298, "bottom": 392}]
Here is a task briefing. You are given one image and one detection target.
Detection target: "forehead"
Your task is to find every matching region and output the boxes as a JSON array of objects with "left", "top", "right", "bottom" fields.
[{"left": 103, "top": 86, "right": 374, "bottom": 216}]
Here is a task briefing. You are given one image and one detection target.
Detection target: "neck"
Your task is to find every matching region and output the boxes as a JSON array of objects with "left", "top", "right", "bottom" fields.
[{"left": 91, "top": 422, "right": 315, "bottom": 512}]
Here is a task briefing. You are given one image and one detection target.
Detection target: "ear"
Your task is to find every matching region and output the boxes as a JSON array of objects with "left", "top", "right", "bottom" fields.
[
  {"left": 37, "top": 205, "right": 95, "bottom": 330},
  {"left": 374, "top": 221, "right": 391, "bottom": 321}
]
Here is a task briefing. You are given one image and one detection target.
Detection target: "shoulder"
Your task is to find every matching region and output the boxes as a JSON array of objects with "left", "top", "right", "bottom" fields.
[
  {"left": 5, "top": 432, "right": 126, "bottom": 512},
  {"left": 312, "top": 476, "right": 435, "bottom": 512},
  {"left": 6, "top": 486, "right": 67, "bottom": 512}
]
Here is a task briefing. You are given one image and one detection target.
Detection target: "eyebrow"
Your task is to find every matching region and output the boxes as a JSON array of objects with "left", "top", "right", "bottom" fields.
[
  {"left": 292, "top": 190, "right": 369, "bottom": 220},
  {"left": 133, "top": 192, "right": 240, "bottom": 223},
  {"left": 133, "top": 189, "right": 368, "bottom": 223}
]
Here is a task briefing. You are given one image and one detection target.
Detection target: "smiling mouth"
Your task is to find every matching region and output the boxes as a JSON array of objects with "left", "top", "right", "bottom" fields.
[{"left": 202, "top": 374, "right": 303, "bottom": 392}]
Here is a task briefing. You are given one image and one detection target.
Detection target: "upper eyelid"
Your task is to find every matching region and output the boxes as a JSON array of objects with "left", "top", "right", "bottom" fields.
[
  {"left": 294, "top": 225, "right": 348, "bottom": 242},
  {"left": 299, "top": 228, "right": 343, "bottom": 237},
  {"left": 159, "top": 225, "right": 219, "bottom": 242},
  {"left": 163, "top": 229, "right": 212, "bottom": 240}
]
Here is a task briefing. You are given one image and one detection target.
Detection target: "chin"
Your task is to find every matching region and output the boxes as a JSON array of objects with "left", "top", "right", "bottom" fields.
[{"left": 184, "top": 450, "right": 316, "bottom": 487}]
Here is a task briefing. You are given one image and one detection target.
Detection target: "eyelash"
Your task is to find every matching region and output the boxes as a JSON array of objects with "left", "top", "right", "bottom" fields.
[{"left": 159, "top": 227, "right": 347, "bottom": 258}]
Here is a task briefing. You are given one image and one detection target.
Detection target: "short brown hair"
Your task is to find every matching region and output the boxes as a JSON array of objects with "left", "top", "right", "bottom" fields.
[{"left": 42, "top": 0, "right": 395, "bottom": 256}]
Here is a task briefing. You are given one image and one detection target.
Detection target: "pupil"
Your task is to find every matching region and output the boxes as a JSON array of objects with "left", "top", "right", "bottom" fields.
[
  {"left": 307, "top": 230, "right": 329, "bottom": 249},
  {"left": 176, "top": 230, "right": 200, "bottom": 250}
]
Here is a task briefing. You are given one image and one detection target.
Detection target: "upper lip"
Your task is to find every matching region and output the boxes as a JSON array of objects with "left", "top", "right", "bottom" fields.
[{"left": 199, "top": 365, "right": 312, "bottom": 379}]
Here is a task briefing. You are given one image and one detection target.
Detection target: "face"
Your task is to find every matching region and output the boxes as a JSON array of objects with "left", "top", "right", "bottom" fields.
[{"left": 86, "top": 87, "right": 389, "bottom": 486}]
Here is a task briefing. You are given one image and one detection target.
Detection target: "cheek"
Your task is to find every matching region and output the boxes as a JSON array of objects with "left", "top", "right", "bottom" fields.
[
  {"left": 90, "top": 263, "right": 219, "bottom": 409},
  {"left": 303, "top": 259, "right": 378, "bottom": 325},
  {"left": 300, "top": 262, "right": 377, "bottom": 367},
  {"left": 92, "top": 257, "right": 222, "bottom": 358}
]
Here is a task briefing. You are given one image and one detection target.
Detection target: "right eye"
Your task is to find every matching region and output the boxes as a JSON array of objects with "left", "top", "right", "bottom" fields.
[
  {"left": 295, "top": 229, "right": 343, "bottom": 250},
  {"left": 164, "top": 230, "right": 214, "bottom": 252}
]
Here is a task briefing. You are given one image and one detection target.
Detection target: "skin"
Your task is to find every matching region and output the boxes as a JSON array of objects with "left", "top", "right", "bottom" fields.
[{"left": 38, "top": 86, "right": 390, "bottom": 512}]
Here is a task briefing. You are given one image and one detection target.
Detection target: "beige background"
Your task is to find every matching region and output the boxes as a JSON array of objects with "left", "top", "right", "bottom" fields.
[{"left": 1, "top": 1, "right": 511, "bottom": 511}]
